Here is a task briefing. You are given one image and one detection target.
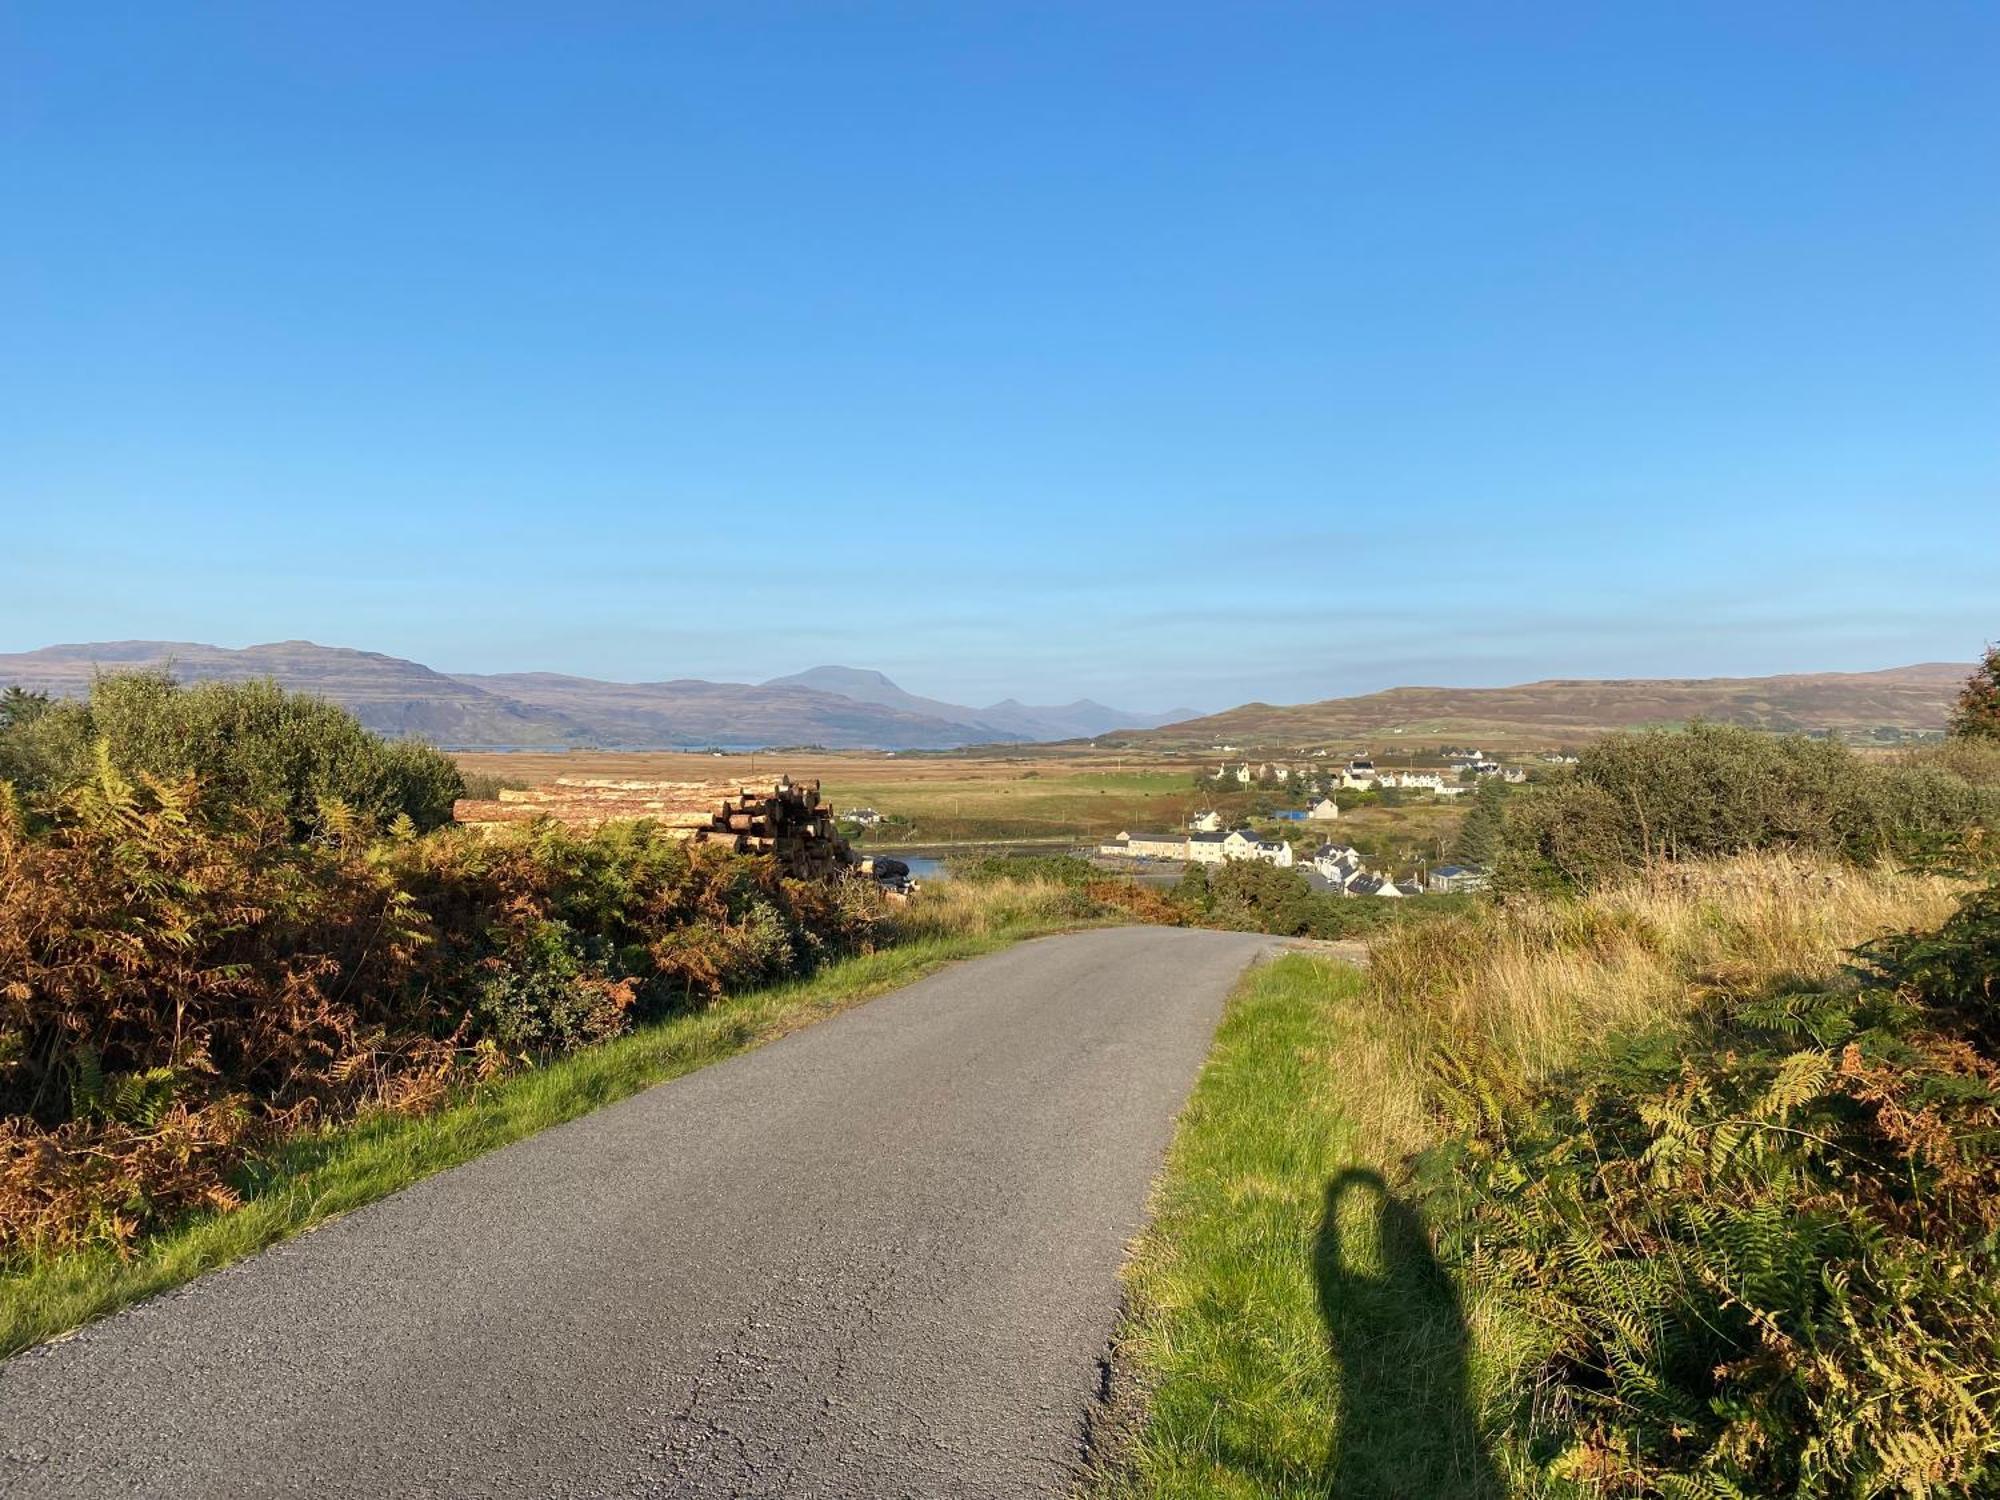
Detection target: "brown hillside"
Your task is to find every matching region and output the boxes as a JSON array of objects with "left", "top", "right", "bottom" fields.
[{"left": 1132, "top": 663, "right": 1966, "bottom": 748}]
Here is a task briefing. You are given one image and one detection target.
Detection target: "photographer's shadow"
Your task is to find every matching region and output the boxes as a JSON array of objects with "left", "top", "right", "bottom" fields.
[{"left": 1314, "top": 1169, "right": 1503, "bottom": 1497}]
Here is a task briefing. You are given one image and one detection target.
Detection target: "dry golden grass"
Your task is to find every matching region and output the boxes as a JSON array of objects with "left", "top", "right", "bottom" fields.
[
  {"left": 888, "top": 874, "right": 1110, "bottom": 943},
  {"left": 1354, "top": 853, "right": 1967, "bottom": 1159}
]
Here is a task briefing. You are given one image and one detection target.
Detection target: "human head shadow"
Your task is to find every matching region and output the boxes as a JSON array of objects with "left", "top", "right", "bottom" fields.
[{"left": 1315, "top": 1168, "right": 1504, "bottom": 1497}]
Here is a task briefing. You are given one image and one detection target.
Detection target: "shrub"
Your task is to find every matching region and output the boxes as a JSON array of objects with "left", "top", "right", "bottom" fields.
[
  {"left": 0, "top": 766, "right": 890, "bottom": 1259},
  {"left": 0, "top": 673, "right": 464, "bottom": 834},
  {"left": 1421, "top": 874, "right": 2000, "bottom": 1494},
  {"left": 1496, "top": 724, "right": 1999, "bottom": 890},
  {"left": 459, "top": 770, "right": 529, "bottom": 801}
]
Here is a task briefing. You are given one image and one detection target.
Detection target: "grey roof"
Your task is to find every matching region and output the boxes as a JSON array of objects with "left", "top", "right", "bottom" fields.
[{"left": 1188, "top": 831, "right": 1229, "bottom": 844}]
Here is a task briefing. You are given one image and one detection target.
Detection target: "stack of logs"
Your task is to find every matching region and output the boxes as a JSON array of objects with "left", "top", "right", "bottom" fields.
[
  {"left": 452, "top": 776, "right": 856, "bottom": 881},
  {"left": 690, "top": 777, "right": 851, "bottom": 880}
]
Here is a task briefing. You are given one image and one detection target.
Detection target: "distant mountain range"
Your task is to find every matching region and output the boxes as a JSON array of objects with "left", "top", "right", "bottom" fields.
[
  {"left": 1122, "top": 664, "right": 1968, "bottom": 747},
  {"left": 1, "top": 641, "right": 1966, "bottom": 752},
  {"left": 0, "top": 641, "right": 1193, "bottom": 750}
]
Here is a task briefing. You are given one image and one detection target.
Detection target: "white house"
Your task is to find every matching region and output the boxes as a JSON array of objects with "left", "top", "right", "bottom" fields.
[
  {"left": 1428, "top": 864, "right": 1491, "bottom": 894},
  {"left": 1259, "top": 839, "right": 1295, "bottom": 867},
  {"left": 1377, "top": 772, "right": 1446, "bottom": 793},
  {"left": 1234, "top": 762, "right": 1254, "bottom": 785},
  {"left": 1307, "top": 797, "right": 1340, "bottom": 821},
  {"left": 1311, "top": 843, "right": 1364, "bottom": 885},
  {"left": 846, "top": 807, "right": 884, "bottom": 827},
  {"left": 1125, "top": 831, "right": 1189, "bottom": 859},
  {"left": 1217, "top": 828, "right": 1293, "bottom": 867},
  {"left": 1336, "top": 768, "right": 1376, "bottom": 790},
  {"left": 1189, "top": 810, "right": 1224, "bottom": 832}
]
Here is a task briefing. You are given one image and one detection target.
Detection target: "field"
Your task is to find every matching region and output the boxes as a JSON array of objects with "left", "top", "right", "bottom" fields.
[
  {"left": 458, "top": 748, "right": 1474, "bottom": 857},
  {"left": 461, "top": 749, "right": 1218, "bottom": 844}
]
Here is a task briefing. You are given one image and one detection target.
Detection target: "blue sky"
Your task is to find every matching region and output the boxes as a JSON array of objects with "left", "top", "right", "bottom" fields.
[{"left": 3, "top": 3, "right": 1994, "bottom": 711}]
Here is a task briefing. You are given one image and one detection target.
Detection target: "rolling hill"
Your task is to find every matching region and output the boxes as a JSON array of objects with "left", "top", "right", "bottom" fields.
[
  {"left": 0, "top": 641, "right": 1182, "bottom": 750},
  {"left": 1129, "top": 664, "right": 1968, "bottom": 748},
  {"left": 0, "top": 641, "right": 584, "bottom": 748}
]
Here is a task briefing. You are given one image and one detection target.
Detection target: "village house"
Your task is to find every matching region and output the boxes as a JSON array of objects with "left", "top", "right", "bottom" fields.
[
  {"left": 1185, "top": 831, "right": 1231, "bottom": 865},
  {"left": 1347, "top": 872, "right": 1421, "bottom": 898},
  {"left": 1428, "top": 864, "right": 1491, "bottom": 894},
  {"left": 1310, "top": 842, "right": 1364, "bottom": 885},
  {"left": 1125, "top": 831, "right": 1189, "bottom": 859},
  {"left": 1187, "top": 829, "right": 1294, "bottom": 867},
  {"left": 1376, "top": 771, "right": 1446, "bottom": 792},
  {"left": 1189, "top": 810, "right": 1224, "bottom": 832},
  {"left": 1307, "top": 796, "right": 1340, "bottom": 820}
]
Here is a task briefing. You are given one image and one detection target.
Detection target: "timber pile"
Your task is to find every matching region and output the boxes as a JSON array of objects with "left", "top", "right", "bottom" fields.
[{"left": 452, "top": 776, "right": 856, "bottom": 880}]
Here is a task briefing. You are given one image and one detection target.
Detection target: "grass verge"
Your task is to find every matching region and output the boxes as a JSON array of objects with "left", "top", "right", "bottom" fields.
[
  {"left": 1098, "top": 855, "right": 1970, "bottom": 1497},
  {"left": 1099, "top": 954, "right": 1509, "bottom": 1498},
  {"left": 0, "top": 927, "right": 1049, "bottom": 1359}
]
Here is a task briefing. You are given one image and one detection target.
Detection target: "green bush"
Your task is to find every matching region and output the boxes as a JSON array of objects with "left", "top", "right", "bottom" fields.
[
  {"left": 1496, "top": 724, "right": 2000, "bottom": 890},
  {"left": 459, "top": 770, "right": 528, "bottom": 801},
  {"left": 951, "top": 852, "right": 1098, "bottom": 885},
  {"left": 1172, "top": 860, "right": 1467, "bottom": 939},
  {"left": 0, "top": 673, "right": 464, "bottom": 835}
]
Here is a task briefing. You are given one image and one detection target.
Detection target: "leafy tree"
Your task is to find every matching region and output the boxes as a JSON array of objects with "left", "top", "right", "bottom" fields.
[
  {"left": 1172, "top": 862, "right": 1213, "bottom": 914},
  {"left": 1951, "top": 643, "right": 2000, "bottom": 741}
]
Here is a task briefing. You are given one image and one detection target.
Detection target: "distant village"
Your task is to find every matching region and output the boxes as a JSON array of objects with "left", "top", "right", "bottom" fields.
[
  {"left": 1204, "top": 745, "right": 1561, "bottom": 794},
  {"left": 1091, "top": 750, "right": 1531, "bottom": 897}
]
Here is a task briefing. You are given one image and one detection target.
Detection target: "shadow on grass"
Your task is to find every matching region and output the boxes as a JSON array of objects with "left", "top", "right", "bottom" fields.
[{"left": 1317, "top": 1169, "right": 1503, "bottom": 1498}]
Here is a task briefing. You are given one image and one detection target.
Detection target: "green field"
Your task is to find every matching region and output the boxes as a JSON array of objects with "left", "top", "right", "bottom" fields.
[{"left": 825, "top": 768, "right": 1212, "bottom": 844}]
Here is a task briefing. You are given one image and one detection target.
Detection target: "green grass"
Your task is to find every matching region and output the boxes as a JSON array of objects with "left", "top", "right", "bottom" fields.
[
  {"left": 0, "top": 929, "right": 1043, "bottom": 1359},
  {"left": 1101, "top": 954, "right": 1505, "bottom": 1499},
  {"left": 825, "top": 769, "right": 1210, "bottom": 843}
]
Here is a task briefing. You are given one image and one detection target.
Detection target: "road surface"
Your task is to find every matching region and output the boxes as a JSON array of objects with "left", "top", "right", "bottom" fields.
[{"left": 0, "top": 926, "right": 1272, "bottom": 1498}]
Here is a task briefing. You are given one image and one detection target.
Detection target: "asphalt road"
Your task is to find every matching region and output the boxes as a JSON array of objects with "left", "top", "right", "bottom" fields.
[{"left": 0, "top": 926, "right": 1272, "bottom": 1499}]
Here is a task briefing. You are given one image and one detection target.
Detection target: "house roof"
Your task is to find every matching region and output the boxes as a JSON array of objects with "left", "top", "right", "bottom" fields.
[{"left": 1188, "top": 831, "right": 1229, "bottom": 844}]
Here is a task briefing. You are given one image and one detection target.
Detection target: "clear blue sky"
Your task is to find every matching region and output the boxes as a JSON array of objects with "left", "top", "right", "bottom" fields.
[{"left": 3, "top": 3, "right": 1994, "bottom": 711}]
